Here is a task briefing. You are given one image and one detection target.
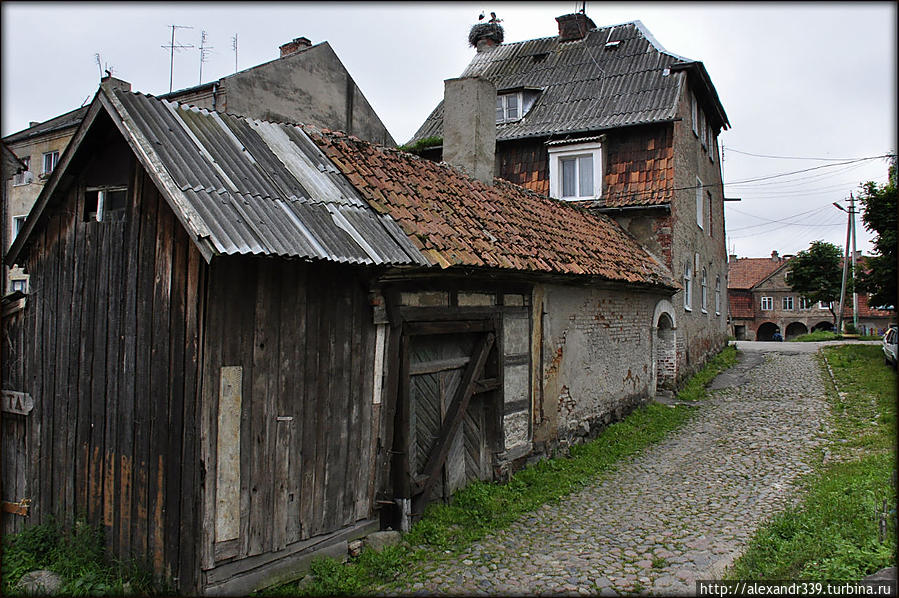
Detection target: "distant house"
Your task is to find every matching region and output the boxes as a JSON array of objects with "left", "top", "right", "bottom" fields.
[
  {"left": 1, "top": 35, "right": 392, "bottom": 294},
  {"left": 409, "top": 11, "right": 731, "bottom": 386},
  {"left": 728, "top": 251, "right": 894, "bottom": 340},
  {"left": 3, "top": 78, "right": 677, "bottom": 593}
]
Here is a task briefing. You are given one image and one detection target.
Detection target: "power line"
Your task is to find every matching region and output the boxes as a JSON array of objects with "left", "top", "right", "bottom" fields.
[{"left": 723, "top": 147, "right": 872, "bottom": 161}]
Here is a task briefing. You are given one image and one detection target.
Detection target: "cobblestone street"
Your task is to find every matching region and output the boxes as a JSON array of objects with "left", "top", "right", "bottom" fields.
[{"left": 388, "top": 347, "right": 832, "bottom": 595}]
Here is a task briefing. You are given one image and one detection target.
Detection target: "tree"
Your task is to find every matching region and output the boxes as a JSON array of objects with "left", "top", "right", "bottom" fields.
[
  {"left": 785, "top": 240, "right": 844, "bottom": 324},
  {"left": 856, "top": 158, "right": 897, "bottom": 309}
]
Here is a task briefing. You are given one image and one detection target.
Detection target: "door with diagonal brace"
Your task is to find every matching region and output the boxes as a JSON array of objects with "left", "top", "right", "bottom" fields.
[{"left": 398, "top": 320, "right": 500, "bottom": 518}]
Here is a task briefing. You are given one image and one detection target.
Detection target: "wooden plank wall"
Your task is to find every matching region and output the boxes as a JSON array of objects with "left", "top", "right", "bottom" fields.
[
  {"left": 1, "top": 302, "right": 28, "bottom": 535},
  {"left": 9, "top": 164, "right": 203, "bottom": 589},
  {"left": 199, "top": 258, "right": 378, "bottom": 579}
]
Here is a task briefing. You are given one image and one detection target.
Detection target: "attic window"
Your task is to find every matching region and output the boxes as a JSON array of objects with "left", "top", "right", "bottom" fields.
[
  {"left": 496, "top": 93, "right": 521, "bottom": 123},
  {"left": 604, "top": 40, "right": 621, "bottom": 49},
  {"left": 85, "top": 186, "right": 128, "bottom": 222}
]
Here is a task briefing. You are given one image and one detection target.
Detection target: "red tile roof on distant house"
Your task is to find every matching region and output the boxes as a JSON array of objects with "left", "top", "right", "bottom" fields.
[
  {"left": 728, "top": 290, "right": 754, "bottom": 319},
  {"left": 727, "top": 257, "right": 783, "bottom": 289},
  {"left": 307, "top": 127, "right": 677, "bottom": 288}
]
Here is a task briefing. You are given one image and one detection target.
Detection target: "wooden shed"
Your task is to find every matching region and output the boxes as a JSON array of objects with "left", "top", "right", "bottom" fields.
[{"left": 2, "top": 78, "right": 676, "bottom": 594}]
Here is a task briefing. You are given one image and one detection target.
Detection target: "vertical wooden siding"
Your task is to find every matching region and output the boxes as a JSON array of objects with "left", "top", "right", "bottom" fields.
[
  {"left": 11, "top": 166, "right": 203, "bottom": 588},
  {"left": 199, "top": 258, "right": 378, "bottom": 574},
  {"left": 1, "top": 303, "right": 27, "bottom": 536}
]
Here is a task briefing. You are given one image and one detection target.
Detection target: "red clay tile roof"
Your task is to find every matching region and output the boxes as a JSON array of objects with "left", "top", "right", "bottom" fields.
[
  {"left": 306, "top": 128, "right": 677, "bottom": 288},
  {"left": 728, "top": 290, "right": 754, "bottom": 319},
  {"left": 727, "top": 257, "right": 783, "bottom": 290},
  {"left": 846, "top": 294, "right": 895, "bottom": 319}
]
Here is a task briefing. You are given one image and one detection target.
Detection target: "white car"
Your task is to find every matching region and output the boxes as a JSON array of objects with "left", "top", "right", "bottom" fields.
[{"left": 883, "top": 327, "right": 898, "bottom": 369}]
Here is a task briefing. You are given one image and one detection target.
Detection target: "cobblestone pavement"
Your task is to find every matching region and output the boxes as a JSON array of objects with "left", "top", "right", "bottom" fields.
[{"left": 387, "top": 350, "right": 831, "bottom": 596}]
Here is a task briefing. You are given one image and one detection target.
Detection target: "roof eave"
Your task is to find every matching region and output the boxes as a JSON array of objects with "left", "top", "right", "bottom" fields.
[{"left": 670, "top": 61, "right": 729, "bottom": 130}]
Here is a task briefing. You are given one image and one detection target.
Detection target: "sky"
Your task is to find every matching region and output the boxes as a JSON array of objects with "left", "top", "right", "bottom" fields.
[{"left": 2, "top": 1, "right": 896, "bottom": 259}]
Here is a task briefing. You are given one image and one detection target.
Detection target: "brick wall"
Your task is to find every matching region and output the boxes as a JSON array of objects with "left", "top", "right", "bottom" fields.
[{"left": 536, "top": 283, "right": 670, "bottom": 451}]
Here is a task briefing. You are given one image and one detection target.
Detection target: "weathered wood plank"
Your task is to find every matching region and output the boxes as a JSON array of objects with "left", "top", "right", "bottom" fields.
[
  {"left": 103, "top": 220, "right": 126, "bottom": 538},
  {"left": 44, "top": 215, "right": 62, "bottom": 521},
  {"left": 132, "top": 171, "right": 159, "bottom": 560},
  {"left": 277, "top": 264, "right": 303, "bottom": 545},
  {"left": 236, "top": 258, "right": 258, "bottom": 558},
  {"left": 329, "top": 278, "right": 352, "bottom": 528},
  {"left": 55, "top": 201, "right": 77, "bottom": 522},
  {"left": 117, "top": 167, "right": 142, "bottom": 558},
  {"left": 179, "top": 241, "right": 203, "bottom": 589},
  {"left": 311, "top": 267, "right": 332, "bottom": 536},
  {"left": 147, "top": 197, "right": 174, "bottom": 575},
  {"left": 357, "top": 289, "right": 377, "bottom": 521},
  {"left": 300, "top": 265, "right": 318, "bottom": 540},
  {"left": 272, "top": 418, "right": 291, "bottom": 551},
  {"left": 164, "top": 218, "right": 188, "bottom": 578}
]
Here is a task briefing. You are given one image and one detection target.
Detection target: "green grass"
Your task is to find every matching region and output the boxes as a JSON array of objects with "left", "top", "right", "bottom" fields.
[
  {"left": 269, "top": 345, "right": 738, "bottom": 596},
  {"left": 397, "top": 136, "right": 442, "bottom": 154},
  {"left": 727, "top": 345, "right": 896, "bottom": 580},
  {"left": 0, "top": 518, "right": 162, "bottom": 596},
  {"left": 794, "top": 330, "right": 842, "bottom": 342},
  {"left": 675, "top": 345, "right": 738, "bottom": 402}
]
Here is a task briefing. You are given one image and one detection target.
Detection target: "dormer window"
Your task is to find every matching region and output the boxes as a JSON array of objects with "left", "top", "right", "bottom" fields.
[
  {"left": 548, "top": 140, "right": 603, "bottom": 200},
  {"left": 496, "top": 92, "right": 521, "bottom": 123}
]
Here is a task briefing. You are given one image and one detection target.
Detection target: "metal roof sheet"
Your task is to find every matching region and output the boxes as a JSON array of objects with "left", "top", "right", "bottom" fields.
[
  {"left": 113, "top": 91, "right": 427, "bottom": 266},
  {"left": 410, "top": 22, "right": 689, "bottom": 144}
]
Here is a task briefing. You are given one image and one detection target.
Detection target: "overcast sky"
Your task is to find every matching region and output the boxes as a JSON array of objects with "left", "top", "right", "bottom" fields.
[{"left": 2, "top": 1, "right": 896, "bottom": 259}]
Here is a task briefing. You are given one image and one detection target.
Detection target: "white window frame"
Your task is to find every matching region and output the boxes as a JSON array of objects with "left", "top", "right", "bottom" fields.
[
  {"left": 700, "top": 267, "right": 708, "bottom": 313},
  {"left": 496, "top": 92, "right": 523, "bottom": 123},
  {"left": 761, "top": 296, "right": 773, "bottom": 311},
  {"left": 799, "top": 297, "right": 812, "bottom": 310},
  {"left": 85, "top": 185, "right": 128, "bottom": 222},
  {"left": 696, "top": 177, "right": 704, "bottom": 229},
  {"left": 12, "top": 215, "right": 26, "bottom": 242},
  {"left": 548, "top": 141, "right": 603, "bottom": 201},
  {"left": 683, "top": 263, "right": 693, "bottom": 311},
  {"left": 782, "top": 296, "right": 794, "bottom": 310},
  {"left": 715, "top": 275, "right": 721, "bottom": 315},
  {"left": 691, "top": 93, "right": 699, "bottom": 136},
  {"left": 699, "top": 110, "right": 708, "bottom": 151},
  {"left": 42, "top": 150, "right": 59, "bottom": 175},
  {"left": 13, "top": 156, "right": 31, "bottom": 186},
  {"left": 10, "top": 279, "right": 27, "bottom": 294},
  {"left": 819, "top": 301, "right": 833, "bottom": 310}
]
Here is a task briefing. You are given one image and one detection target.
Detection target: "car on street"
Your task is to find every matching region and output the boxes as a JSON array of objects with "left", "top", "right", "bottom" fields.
[{"left": 883, "top": 326, "right": 898, "bottom": 368}]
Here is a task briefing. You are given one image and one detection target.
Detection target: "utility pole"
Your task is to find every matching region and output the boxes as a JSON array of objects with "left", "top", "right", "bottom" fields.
[
  {"left": 834, "top": 199, "right": 854, "bottom": 333},
  {"left": 199, "top": 30, "right": 213, "bottom": 85},
  {"left": 162, "top": 24, "right": 194, "bottom": 93},
  {"left": 850, "top": 193, "right": 859, "bottom": 331}
]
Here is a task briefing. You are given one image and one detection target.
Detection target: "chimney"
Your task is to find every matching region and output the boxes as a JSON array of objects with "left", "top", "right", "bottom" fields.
[
  {"left": 442, "top": 77, "right": 496, "bottom": 185},
  {"left": 29, "top": 121, "right": 39, "bottom": 127},
  {"left": 556, "top": 12, "right": 597, "bottom": 42},
  {"left": 728, "top": 254, "right": 737, "bottom": 262},
  {"left": 279, "top": 36, "right": 312, "bottom": 58},
  {"left": 771, "top": 250, "right": 779, "bottom": 261},
  {"left": 468, "top": 22, "right": 504, "bottom": 52},
  {"left": 100, "top": 76, "right": 131, "bottom": 93}
]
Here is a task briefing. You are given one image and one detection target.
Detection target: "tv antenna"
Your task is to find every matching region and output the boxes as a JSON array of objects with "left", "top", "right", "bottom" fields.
[
  {"left": 162, "top": 24, "right": 194, "bottom": 92},
  {"left": 232, "top": 34, "right": 239, "bottom": 73},
  {"left": 198, "top": 30, "right": 213, "bottom": 84}
]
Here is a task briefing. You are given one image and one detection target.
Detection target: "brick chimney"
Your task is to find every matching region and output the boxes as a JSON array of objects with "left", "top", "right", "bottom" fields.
[
  {"left": 556, "top": 12, "right": 597, "bottom": 42},
  {"left": 279, "top": 37, "right": 312, "bottom": 58},
  {"left": 468, "top": 22, "right": 504, "bottom": 53},
  {"left": 771, "top": 250, "right": 780, "bottom": 261},
  {"left": 100, "top": 75, "right": 131, "bottom": 93},
  {"left": 442, "top": 77, "right": 496, "bottom": 185}
]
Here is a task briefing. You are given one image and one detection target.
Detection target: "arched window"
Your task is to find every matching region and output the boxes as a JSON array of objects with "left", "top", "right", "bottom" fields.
[
  {"left": 701, "top": 268, "right": 708, "bottom": 313},
  {"left": 683, "top": 263, "right": 692, "bottom": 311}
]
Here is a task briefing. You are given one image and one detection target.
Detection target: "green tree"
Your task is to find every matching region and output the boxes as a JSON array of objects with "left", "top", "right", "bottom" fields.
[
  {"left": 786, "top": 240, "right": 844, "bottom": 324},
  {"left": 856, "top": 158, "right": 897, "bottom": 309}
]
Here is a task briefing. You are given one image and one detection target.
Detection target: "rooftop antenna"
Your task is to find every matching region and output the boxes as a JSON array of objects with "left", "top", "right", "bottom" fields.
[
  {"left": 162, "top": 24, "right": 194, "bottom": 93},
  {"left": 94, "top": 53, "right": 103, "bottom": 79},
  {"left": 232, "top": 34, "right": 239, "bottom": 73},
  {"left": 198, "top": 30, "right": 213, "bottom": 84},
  {"left": 580, "top": 1, "right": 587, "bottom": 14}
]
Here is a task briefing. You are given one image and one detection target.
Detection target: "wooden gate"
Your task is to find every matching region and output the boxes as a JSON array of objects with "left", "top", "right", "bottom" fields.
[{"left": 396, "top": 320, "right": 500, "bottom": 520}]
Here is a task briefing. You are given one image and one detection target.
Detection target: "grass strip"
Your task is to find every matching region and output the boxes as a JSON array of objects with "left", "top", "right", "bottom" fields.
[
  {"left": 271, "top": 345, "right": 737, "bottom": 596},
  {"left": 0, "top": 518, "right": 163, "bottom": 596},
  {"left": 727, "top": 345, "right": 896, "bottom": 580}
]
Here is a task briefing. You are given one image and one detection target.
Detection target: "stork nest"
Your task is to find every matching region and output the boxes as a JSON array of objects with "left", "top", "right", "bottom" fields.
[{"left": 468, "top": 23, "right": 504, "bottom": 47}]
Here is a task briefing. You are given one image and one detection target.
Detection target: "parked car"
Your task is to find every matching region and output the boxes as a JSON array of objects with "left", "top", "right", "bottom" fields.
[{"left": 883, "top": 326, "right": 898, "bottom": 368}]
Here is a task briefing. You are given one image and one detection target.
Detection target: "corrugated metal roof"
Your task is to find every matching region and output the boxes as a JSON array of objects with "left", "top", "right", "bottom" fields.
[
  {"left": 112, "top": 91, "right": 427, "bottom": 266},
  {"left": 410, "top": 22, "right": 689, "bottom": 144}
]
